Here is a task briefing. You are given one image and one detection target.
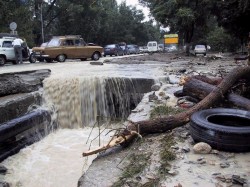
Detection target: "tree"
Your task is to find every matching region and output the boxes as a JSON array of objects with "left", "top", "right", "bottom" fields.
[{"left": 215, "top": 0, "right": 250, "bottom": 45}]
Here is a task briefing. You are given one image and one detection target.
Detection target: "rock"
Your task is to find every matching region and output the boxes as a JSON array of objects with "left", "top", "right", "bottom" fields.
[
  {"left": 220, "top": 162, "right": 230, "bottom": 168},
  {"left": 151, "top": 83, "right": 161, "bottom": 91},
  {"left": 0, "top": 69, "right": 51, "bottom": 97},
  {"left": 232, "top": 175, "right": 248, "bottom": 185},
  {"left": 168, "top": 169, "right": 178, "bottom": 175},
  {"left": 0, "top": 181, "right": 9, "bottom": 187},
  {"left": 193, "top": 142, "right": 212, "bottom": 154},
  {"left": 168, "top": 75, "right": 180, "bottom": 84},
  {"left": 148, "top": 92, "right": 158, "bottom": 102},
  {"left": 182, "top": 146, "right": 190, "bottom": 153},
  {"left": 0, "top": 165, "right": 7, "bottom": 175}
]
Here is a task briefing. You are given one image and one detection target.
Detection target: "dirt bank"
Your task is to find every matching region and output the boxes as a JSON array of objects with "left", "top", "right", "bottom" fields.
[{"left": 79, "top": 52, "right": 250, "bottom": 187}]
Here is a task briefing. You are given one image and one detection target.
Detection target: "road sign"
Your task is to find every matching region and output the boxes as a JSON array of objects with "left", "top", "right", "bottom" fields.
[{"left": 10, "top": 22, "right": 17, "bottom": 31}]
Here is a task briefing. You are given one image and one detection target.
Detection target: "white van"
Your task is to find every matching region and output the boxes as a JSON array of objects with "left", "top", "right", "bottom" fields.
[{"left": 147, "top": 41, "right": 158, "bottom": 53}]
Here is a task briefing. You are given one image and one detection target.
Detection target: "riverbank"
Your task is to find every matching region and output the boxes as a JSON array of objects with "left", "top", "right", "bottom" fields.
[{"left": 79, "top": 52, "right": 250, "bottom": 187}]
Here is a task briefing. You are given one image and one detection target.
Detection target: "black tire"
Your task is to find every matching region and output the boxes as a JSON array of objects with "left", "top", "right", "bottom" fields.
[
  {"left": 29, "top": 53, "right": 37, "bottom": 63},
  {"left": 81, "top": 58, "right": 87, "bottom": 61},
  {"left": 190, "top": 108, "right": 250, "bottom": 152},
  {"left": 0, "top": 56, "right": 5, "bottom": 66},
  {"left": 91, "top": 52, "right": 100, "bottom": 61},
  {"left": 57, "top": 54, "right": 66, "bottom": 62}
]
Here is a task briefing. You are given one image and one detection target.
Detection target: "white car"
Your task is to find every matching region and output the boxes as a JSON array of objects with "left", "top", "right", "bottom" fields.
[
  {"left": 0, "top": 36, "right": 30, "bottom": 65},
  {"left": 147, "top": 41, "right": 158, "bottom": 53},
  {"left": 190, "top": 45, "right": 207, "bottom": 56}
]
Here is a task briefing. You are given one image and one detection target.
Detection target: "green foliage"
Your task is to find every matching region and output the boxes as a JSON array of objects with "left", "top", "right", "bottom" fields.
[
  {"left": 139, "top": 0, "right": 249, "bottom": 50},
  {"left": 0, "top": 0, "right": 161, "bottom": 47},
  {"left": 206, "top": 27, "right": 240, "bottom": 52}
]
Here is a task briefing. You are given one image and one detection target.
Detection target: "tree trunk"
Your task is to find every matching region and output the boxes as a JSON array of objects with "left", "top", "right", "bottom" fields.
[{"left": 182, "top": 78, "right": 250, "bottom": 110}]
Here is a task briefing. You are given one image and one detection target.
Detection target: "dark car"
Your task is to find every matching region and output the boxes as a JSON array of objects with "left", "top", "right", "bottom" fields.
[
  {"left": 103, "top": 44, "right": 124, "bottom": 57},
  {"left": 127, "top": 44, "right": 140, "bottom": 54}
]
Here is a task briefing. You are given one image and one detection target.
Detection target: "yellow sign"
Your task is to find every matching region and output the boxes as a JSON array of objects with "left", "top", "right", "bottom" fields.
[{"left": 164, "top": 38, "right": 178, "bottom": 44}]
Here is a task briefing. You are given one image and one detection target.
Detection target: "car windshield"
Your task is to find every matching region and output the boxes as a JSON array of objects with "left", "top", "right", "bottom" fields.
[
  {"left": 196, "top": 45, "right": 206, "bottom": 49},
  {"left": 47, "top": 38, "right": 61, "bottom": 47}
]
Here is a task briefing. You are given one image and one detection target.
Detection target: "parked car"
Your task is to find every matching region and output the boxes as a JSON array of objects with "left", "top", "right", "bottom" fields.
[
  {"left": 103, "top": 44, "right": 124, "bottom": 57},
  {"left": 139, "top": 46, "right": 148, "bottom": 53},
  {"left": 118, "top": 42, "right": 130, "bottom": 55},
  {"left": 158, "top": 44, "right": 164, "bottom": 52},
  {"left": 127, "top": 44, "right": 140, "bottom": 54},
  {"left": 147, "top": 41, "right": 158, "bottom": 53},
  {"left": 165, "top": 44, "right": 178, "bottom": 52},
  {"left": 0, "top": 35, "right": 30, "bottom": 65},
  {"left": 29, "top": 35, "right": 103, "bottom": 63},
  {"left": 190, "top": 44, "right": 207, "bottom": 56}
]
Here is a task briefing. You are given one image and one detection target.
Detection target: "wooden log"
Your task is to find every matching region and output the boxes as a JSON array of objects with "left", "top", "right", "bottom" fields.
[
  {"left": 183, "top": 78, "right": 250, "bottom": 110},
  {"left": 83, "top": 66, "right": 250, "bottom": 156},
  {"left": 0, "top": 69, "right": 51, "bottom": 97}
]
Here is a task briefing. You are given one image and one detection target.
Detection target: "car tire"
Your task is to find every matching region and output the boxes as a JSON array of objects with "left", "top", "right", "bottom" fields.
[
  {"left": 0, "top": 56, "right": 5, "bottom": 66},
  {"left": 190, "top": 108, "right": 250, "bottom": 152},
  {"left": 81, "top": 58, "right": 87, "bottom": 61},
  {"left": 29, "top": 53, "right": 37, "bottom": 63},
  {"left": 57, "top": 54, "right": 66, "bottom": 62},
  {"left": 91, "top": 52, "right": 100, "bottom": 61}
]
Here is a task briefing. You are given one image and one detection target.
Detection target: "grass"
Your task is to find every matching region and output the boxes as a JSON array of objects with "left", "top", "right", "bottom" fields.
[
  {"left": 150, "top": 105, "right": 184, "bottom": 119},
  {"left": 111, "top": 152, "right": 151, "bottom": 187},
  {"left": 158, "top": 134, "right": 176, "bottom": 175}
]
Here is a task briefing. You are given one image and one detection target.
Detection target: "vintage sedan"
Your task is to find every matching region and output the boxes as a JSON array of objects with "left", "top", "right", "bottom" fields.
[{"left": 29, "top": 35, "right": 103, "bottom": 63}]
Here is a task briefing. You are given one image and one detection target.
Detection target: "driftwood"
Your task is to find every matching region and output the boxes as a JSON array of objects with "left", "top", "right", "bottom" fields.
[
  {"left": 82, "top": 66, "right": 250, "bottom": 157},
  {"left": 183, "top": 78, "right": 250, "bottom": 110}
]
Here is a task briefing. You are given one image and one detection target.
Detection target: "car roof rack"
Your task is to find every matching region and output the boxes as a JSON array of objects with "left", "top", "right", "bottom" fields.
[{"left": 0, "top": 33, "right": 18, "bottom": 38}]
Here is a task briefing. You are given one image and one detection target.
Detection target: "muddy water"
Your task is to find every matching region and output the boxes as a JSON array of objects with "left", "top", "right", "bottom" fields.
[{"left": 1, "top": 62, "right": 165, "bottom": 187}]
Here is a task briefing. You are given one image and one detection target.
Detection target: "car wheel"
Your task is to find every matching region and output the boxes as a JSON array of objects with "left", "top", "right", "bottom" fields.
[
  {"left": 0, "top": 56, "right": 5, "bottom": 66},
  {"left": 190, "top": 108, "right": 250, "bottom": 152},
  {"left": 81, "top": 58, "right": 87, "bottom": 61},
  {"left": 57, "top": 54, "right": 66, "bottom": 62},
  {"left": 91, "top": 52, "right": 100, "bottom": 61},
  {"left": 29, "top": 53, "right": 37, "bottom": 63}
]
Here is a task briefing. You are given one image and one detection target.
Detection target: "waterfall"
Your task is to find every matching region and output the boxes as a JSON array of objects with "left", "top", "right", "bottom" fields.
[{"left": 43, "top": 76, "right": 144, "bottom": 129}]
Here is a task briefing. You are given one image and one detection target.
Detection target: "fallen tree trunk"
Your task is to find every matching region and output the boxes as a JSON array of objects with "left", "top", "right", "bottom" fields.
[
  {"left": 83, "top": 66, "right": 250, "bottom": 156},
  {"left": 183, "top": 78, "right": 250, "bottom": 110}
]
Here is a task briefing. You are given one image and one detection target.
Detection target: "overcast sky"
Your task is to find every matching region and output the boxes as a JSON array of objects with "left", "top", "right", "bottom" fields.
[{"left": 116, "top": 0, "right": 150, "bottom": 21}]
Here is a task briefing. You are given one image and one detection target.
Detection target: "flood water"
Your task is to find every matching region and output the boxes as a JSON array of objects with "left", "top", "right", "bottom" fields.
[{"left": 1, "top": 60, "right": 166, "bottom": 187}]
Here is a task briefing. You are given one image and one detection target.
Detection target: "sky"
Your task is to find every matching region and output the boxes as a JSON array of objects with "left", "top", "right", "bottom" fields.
[{"left": 116, "top": 0, "right": 150, "bottom": 21}]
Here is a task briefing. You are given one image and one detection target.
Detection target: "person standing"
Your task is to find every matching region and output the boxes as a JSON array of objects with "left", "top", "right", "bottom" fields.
[{"left": 12, "top": 37, "right": 24, "bottom": 64}]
